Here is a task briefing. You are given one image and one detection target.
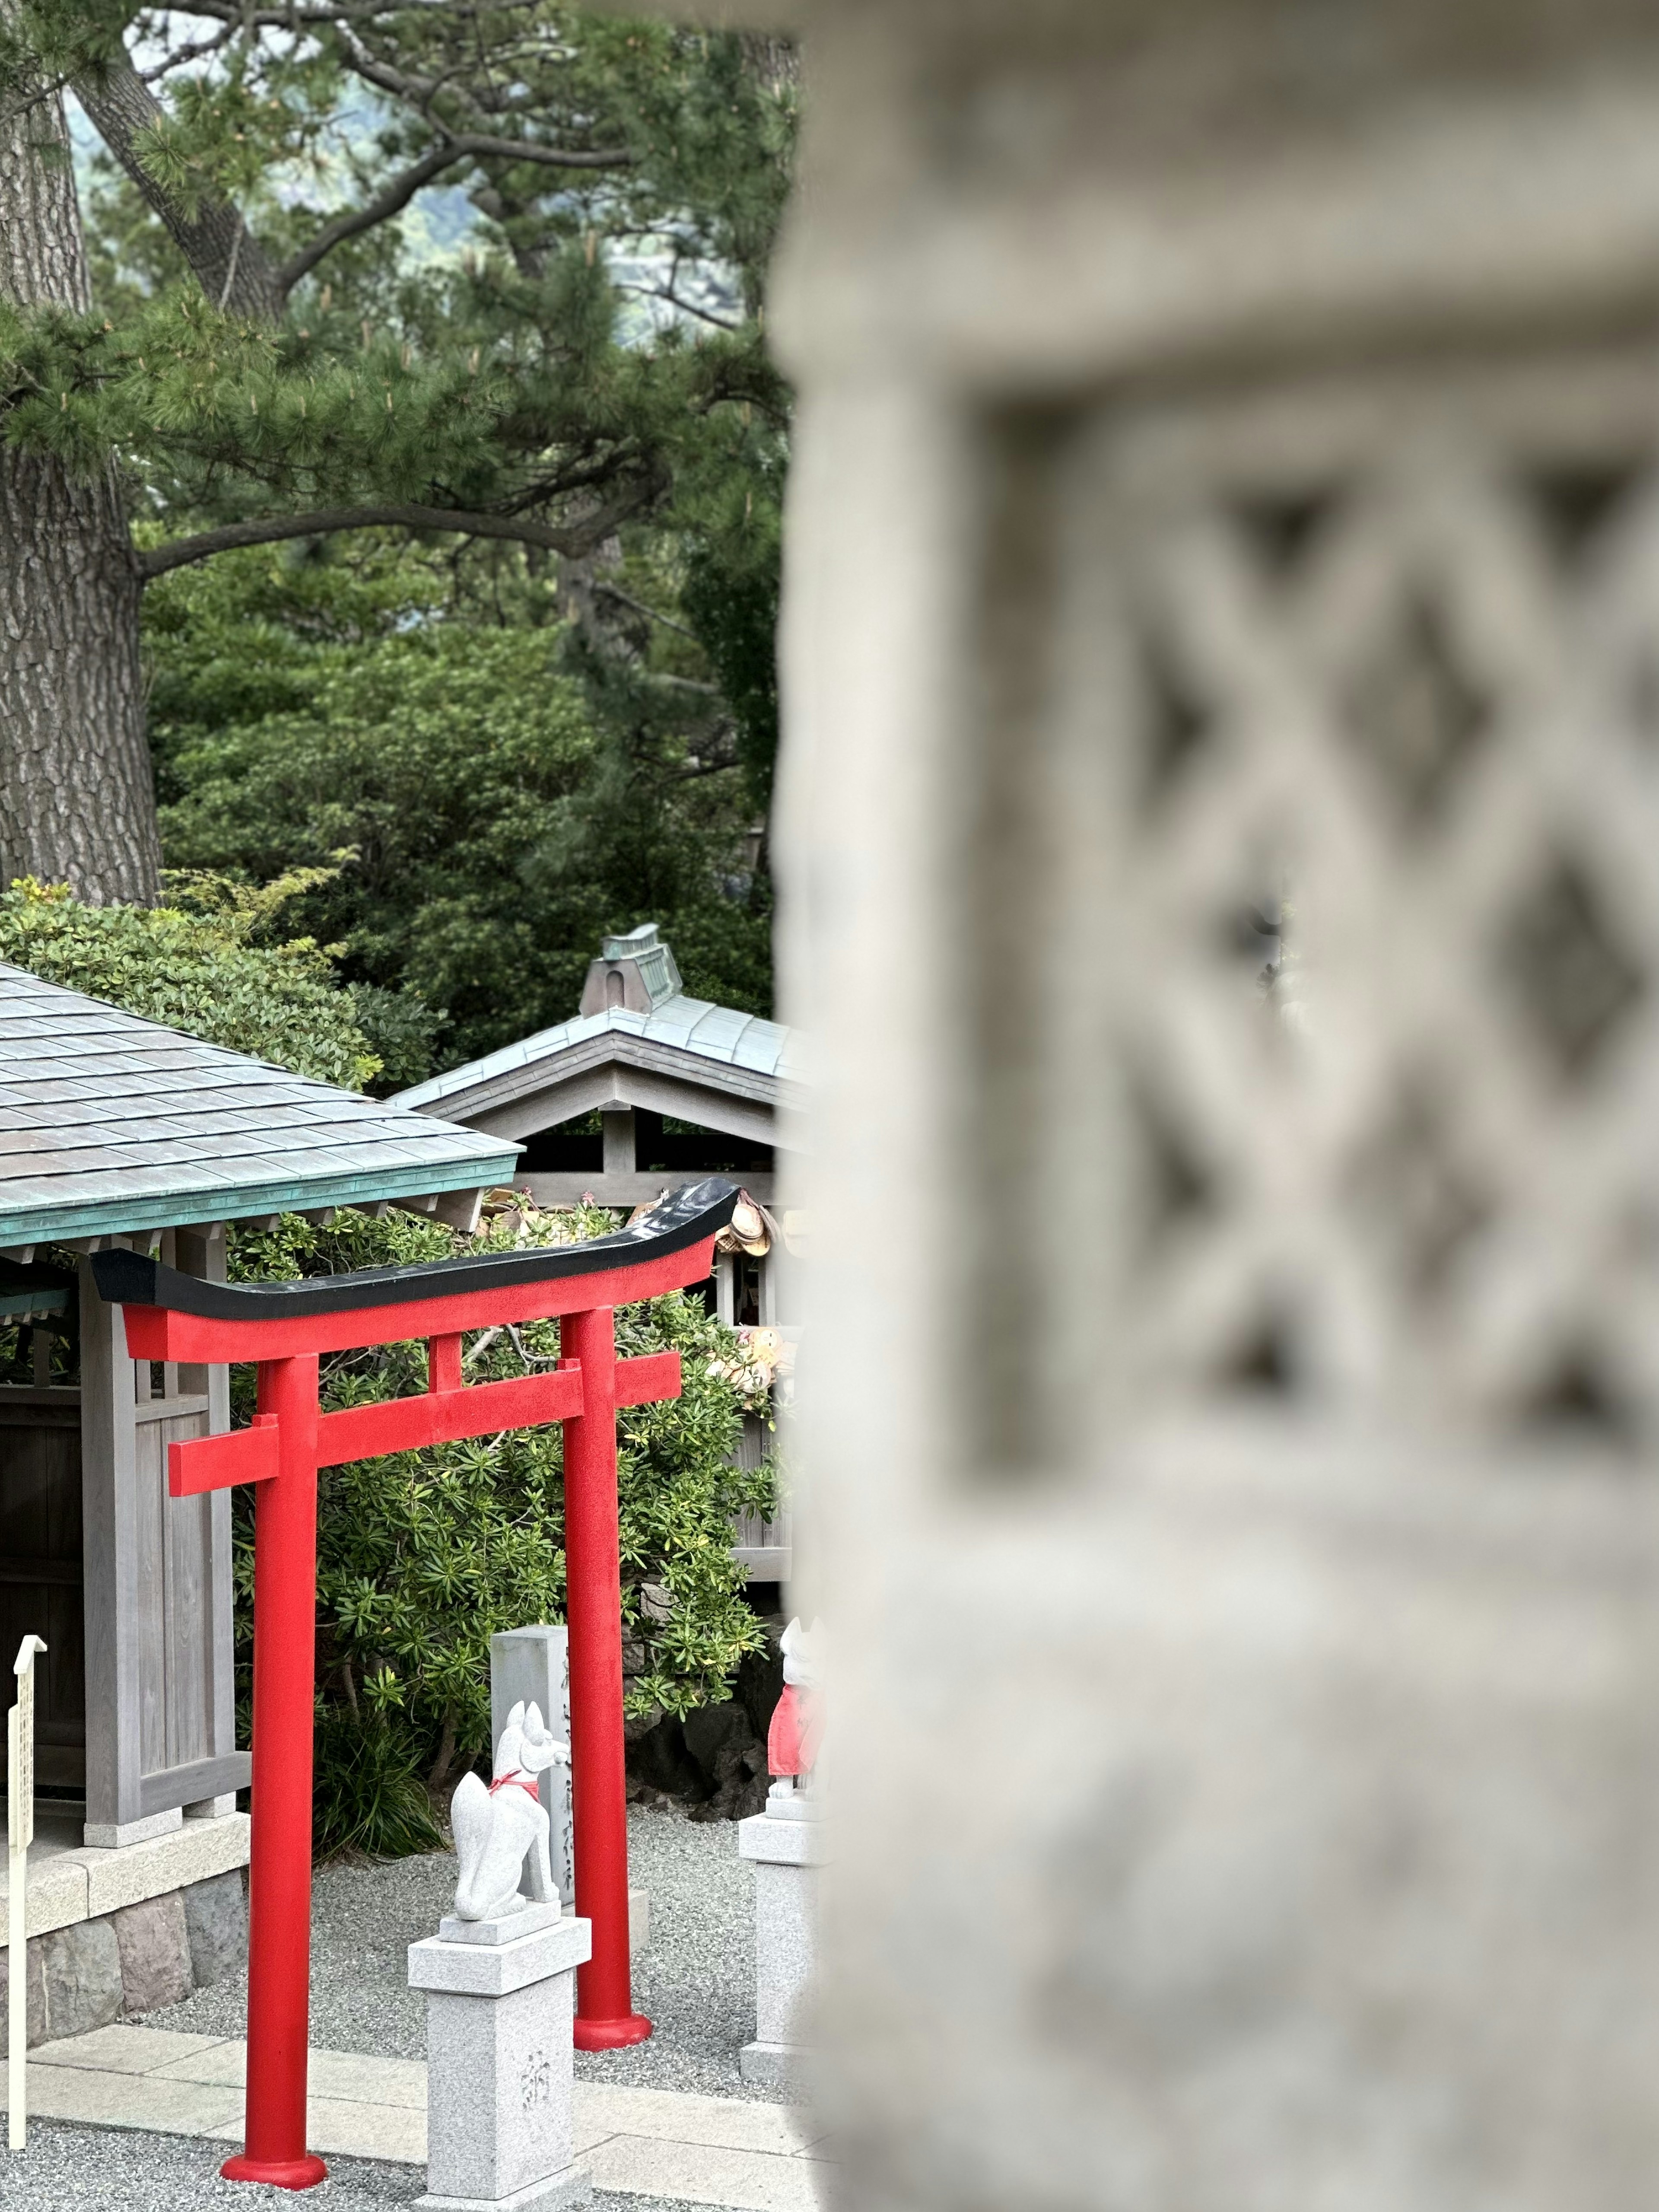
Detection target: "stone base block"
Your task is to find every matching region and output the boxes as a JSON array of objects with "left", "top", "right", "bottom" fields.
[
  {"left": 114, "top": 1891, "right": 192, "bottom": 2013},
  {"left": 741, "top": 1856, "right": 821, "bottom": 2050},
  {"left": 83, "top": 1807, "right": 184, "bottom": 1851},
  {"left": 0, "top": 1875, "right": 245, "bottom": 2044},
  {"left": 0, "top": 1933, "right": 47, "bottom": 2045},
  {"left": 1, "top": 1813, "right": 249, "bottom": 2039},
  {"left": 739, "top": 2039, "right": 812, "bottom": 2094},
  {"left": 414, "top": 2165, "right": 591, "bottom": 2212},
  {"left": 183, "top": 1869, "right": 246, "bottom": 1987},
  {"left": 41, "top": 1918, "right": 122, "bottom": 2040},
  {"left": 440, "top": 1899, "right": 563, "bottom": 1948}
]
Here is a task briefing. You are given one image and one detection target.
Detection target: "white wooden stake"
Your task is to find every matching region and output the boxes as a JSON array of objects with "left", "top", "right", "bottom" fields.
[{"left": 7, "top": 1635, "right": 46, "bottom": 2153}]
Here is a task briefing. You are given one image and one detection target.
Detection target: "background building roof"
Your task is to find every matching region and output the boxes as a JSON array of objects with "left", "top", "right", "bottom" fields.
[
  {"left": 393, "top": 926, "right": 804, "bottom": 1135},
  {"left": 395, "top": 998, "right": 803, "bottom": 1111},
  {"left": 0, "top": 962, "right": 519, "bottom": 1250}
]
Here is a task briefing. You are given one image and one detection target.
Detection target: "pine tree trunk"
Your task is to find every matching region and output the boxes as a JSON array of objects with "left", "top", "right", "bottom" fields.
[
  {"left": 0, "top": 66, "right": 161, "bottom": 903},
  {"left": 71, "top": 55, "right": 283, "bottom": 324}
]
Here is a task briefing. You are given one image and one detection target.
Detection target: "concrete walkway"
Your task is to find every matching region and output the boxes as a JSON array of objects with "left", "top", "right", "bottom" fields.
[{"left": 0, "top": 2025, "right": 829, "bottom": 2212}]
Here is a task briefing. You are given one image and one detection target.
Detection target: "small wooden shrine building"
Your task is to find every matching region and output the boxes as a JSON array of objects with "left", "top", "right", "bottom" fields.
[
  {"left": 394, "top": 926, "right": 803, "bottom": 1581},
  {"left": 0, "top": 961, "right": 517, "bottom": 1867},
  {"left": 392, "top": 924, "right": 805, "bottom": 1331}
]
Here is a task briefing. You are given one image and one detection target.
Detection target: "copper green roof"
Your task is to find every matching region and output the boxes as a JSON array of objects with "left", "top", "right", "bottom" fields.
[
  {"left": 0, "top": 962, "right": 520, "bottom": 1248},
  {"left": 391, "top": 996, "right": 804, "bottom": 1121}
]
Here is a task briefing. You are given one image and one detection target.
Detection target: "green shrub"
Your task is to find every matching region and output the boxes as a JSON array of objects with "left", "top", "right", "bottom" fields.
[
  {"left": 230, "top": 1198, "right": 776, "bottom": 1854},
  {"left": 312, "top": 1709, "right": 445, "bottom": 1860},
  {"left": 0, "top": 874, "right": 385, "bottom": 1089}
]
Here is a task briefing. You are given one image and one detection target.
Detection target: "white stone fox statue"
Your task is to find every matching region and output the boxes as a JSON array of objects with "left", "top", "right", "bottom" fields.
[{"left": 450, "top": 1700, "right": 570, "bottom": 1922}]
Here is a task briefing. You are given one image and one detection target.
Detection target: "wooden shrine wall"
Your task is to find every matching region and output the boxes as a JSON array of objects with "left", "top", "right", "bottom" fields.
[
  {"left": 80, "top": 1239, "right": 247, "bottom": 1843},
  {"left": 0, "top": 1382, "right": 86, "bottom": 1789},
  {"left": 133, "top": 1389, "right": 227, "bottom": 1786}
]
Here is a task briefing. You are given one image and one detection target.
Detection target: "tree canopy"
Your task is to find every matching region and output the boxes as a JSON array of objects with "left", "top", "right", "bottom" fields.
[
  {"left": 150, "top": 538, "right": 773, "bottom": 1076},
  {"left": 0, "top": 3, "right": 791, "bottom": 950}
]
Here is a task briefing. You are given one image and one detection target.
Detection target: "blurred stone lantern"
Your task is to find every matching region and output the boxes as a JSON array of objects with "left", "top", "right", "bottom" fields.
[{"left": 626, "top": 0, "right": 1659, "bottom": 2202}]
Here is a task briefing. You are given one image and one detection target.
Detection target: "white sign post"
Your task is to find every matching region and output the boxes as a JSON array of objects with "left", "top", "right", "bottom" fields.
[{"left": 8, "top": 1635, "right": 47, "bottom": 2153}]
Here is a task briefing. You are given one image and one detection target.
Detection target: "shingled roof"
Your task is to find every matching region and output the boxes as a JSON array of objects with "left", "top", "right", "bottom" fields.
[
  {"left": 0, "top": 962, "right": 520, "bottom": 1250},
  {"left": 392, "top": 923, "right": 804, "bottom": 1132}
]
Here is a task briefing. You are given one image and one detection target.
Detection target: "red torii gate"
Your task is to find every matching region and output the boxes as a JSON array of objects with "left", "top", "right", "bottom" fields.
[{"left": 93, "top": 1179, "right": 739, "bottom": 2191}]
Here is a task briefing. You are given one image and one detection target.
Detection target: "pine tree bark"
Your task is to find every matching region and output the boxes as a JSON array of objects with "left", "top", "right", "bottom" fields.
[
  {"left": 70, "top": 54, "right": 283, "bottom": 324},
  {"left": 0, "top": 67, "right": 160, "bottom": 901}
]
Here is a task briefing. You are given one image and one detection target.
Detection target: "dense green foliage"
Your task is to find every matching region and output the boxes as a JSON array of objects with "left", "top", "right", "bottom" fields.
[
  {"left": 150, "top": 542, "right": 772, "bottom": 1072},
  {"left": 230, "top": 1200, "right": 774, "bottom": 1856},
  {"left": 0, "top": 875, "right": 385, "bottom": 1088}
]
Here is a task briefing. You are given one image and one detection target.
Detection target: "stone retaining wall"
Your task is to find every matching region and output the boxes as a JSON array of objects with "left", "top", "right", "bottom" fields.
[{"left": 0, "top": 1869, "right": 245, "bottom": 2045}]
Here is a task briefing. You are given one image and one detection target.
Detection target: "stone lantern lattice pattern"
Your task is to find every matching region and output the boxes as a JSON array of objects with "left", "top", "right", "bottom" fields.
[{"left": 965, "top": 347, "right": 1659, "bottom": 1469}]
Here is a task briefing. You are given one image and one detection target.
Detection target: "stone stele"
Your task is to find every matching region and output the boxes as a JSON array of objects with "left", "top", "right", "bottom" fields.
[
  {"left": 737, "top": 1800, "right": 828, "bottom": 2093},
  {"left": 490, "top": 1628, "right": 575, "bottom": 1906},
  {"left": 409, "top": 1912, "right": 592, "bottom": 2212}
]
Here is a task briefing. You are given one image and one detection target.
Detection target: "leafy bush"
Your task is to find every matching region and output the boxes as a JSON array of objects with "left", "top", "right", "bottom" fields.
[
  {"left": 312, "top": 1710, "right": 445, "bottom": 1860},
  {"left": 0, "top": 874, "right": 385, "bottom": 1089},
  {"left": 229, "top": 1197, "right": 775, "bottom": 1854}
]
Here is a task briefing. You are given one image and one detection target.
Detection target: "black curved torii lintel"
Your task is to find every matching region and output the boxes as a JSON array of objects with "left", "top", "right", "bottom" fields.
[{"left": 91, "top": 1176, "right": 741, "bottom": 1321}]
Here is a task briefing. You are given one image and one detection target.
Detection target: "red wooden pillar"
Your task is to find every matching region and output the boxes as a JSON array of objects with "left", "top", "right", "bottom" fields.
[
  {"left": 222, "top": 1355, "right": 328, "bottom": 2191},
  {"left": 562, "top": 1305, "right": 651, "bottom": 2048}
]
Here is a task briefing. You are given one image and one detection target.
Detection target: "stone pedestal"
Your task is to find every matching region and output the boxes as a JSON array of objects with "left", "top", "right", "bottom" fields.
[
  {"left": 409, "top": 1911, "right": 592, "bottom": 2212},
  {"left": 737, "top": 1800, "right": 827, "bottom": 2093}
]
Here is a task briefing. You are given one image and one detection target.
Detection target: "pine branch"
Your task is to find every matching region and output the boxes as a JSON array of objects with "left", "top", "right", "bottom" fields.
[
  {"left": 619, "top": 282, "right": 740, "bottom": 335},
  {"left": 276, "top": 134, "right": 633, "bottom": 296},
  {"left": 276, "top": 142, "right": 470, "bottom": 294},
  {"left": 139, "top": 27, "right": 235, "bottom": 83},
  {"left": 437, "top": 132, "right": 634, "bottom": 172},
  {"left": 592, "top": 581, "right": 700, "bottom": 643},
  {"left": 137, "top": 499, "right": 637, "bottom": 579},
  {"left": 79, "top": 16, "right": 630, "bottom": 315},
  {"left": 176, "top": 1, "right": 539, "bottom": 25}
]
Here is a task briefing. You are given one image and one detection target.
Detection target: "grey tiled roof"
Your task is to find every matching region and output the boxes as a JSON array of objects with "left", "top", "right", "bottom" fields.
[
  {"left": 0, "top": 963, "right": 519, "bottom": 1247},
  {"left": 393, "top": 999, "right": 805, "bottom": 1115}
]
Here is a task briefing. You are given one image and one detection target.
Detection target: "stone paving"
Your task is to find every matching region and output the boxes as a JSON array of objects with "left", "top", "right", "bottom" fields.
[{"left": 0, "top": 2024, "right": 830, "bottom": 2212}]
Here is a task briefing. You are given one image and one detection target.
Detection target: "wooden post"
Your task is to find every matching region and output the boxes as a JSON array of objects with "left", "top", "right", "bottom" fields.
[
  {"left": 176, "top": 1227, "right": 238, "bottom": 1820},
  {"left": 82, "top": 1236, "right": 250, "bottom": 1845},
  {"left": 8, "top": 1633, "right": 46, "bottom": 2150},
  {"left": 601, "top": 1108, "right": 636, "bottom": 1187},
  {"left": 560, "top": 1303, "right": 651, "bottom": 2049},
  {"left": 77, "top": 1262, "right": 144, "bottom": 1847}
]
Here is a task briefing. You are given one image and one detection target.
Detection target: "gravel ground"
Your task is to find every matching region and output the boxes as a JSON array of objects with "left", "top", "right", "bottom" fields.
[
  {"left": 151, "top": 1802, "right": 773, "bottom": 2102},
  {"left": 0, "top": 2126, "right": 725, "bottom": 2212},
  {"left": 10, "top": 1809, "right": 776, "bottom": 2209}
]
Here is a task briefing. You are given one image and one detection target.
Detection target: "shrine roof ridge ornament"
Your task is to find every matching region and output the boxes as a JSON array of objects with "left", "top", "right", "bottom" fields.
[
  {"left": 91, "top": 1177, "right": 740, "bottom": 1323},
  {"left": 390, "top": 924, "right": 804, "bottom": 1124}
]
